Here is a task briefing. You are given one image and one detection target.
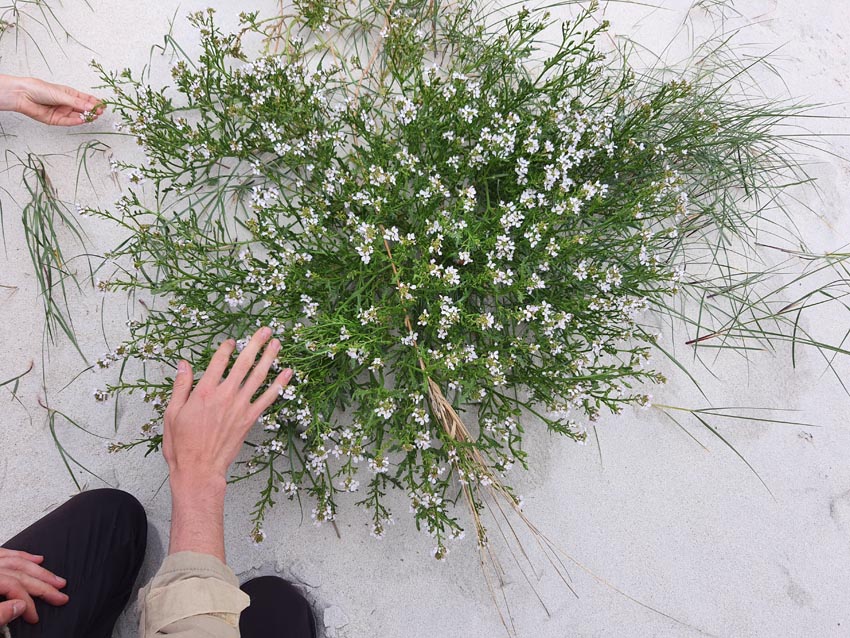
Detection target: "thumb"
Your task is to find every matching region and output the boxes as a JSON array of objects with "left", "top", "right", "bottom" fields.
[
  {"left": 168, "top": 360, "right": 194, "bottom": 412},
  {"left": 0, "top": 599, "right": 26, "bottom": 625}
]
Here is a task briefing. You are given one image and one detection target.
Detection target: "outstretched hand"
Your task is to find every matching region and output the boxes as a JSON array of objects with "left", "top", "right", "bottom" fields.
[
  {"left": 0, "top": 74, "right": 103, "bottom": 126},
  {"left": 162, "top": 327, "right": 292, "bottom": 561},
  {"left": 163, "top": 327, "right": 292, "bottom": 488}
]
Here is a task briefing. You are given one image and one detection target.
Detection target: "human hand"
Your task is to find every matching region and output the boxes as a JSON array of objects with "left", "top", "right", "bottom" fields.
[
  {"left": 0, "top": 74, "right": 103, "bottom": 126},
  {"left": 0, "top": 548, "right": 68, "bottom": 624},
  {"left": 163, "top": 327, "right": 292, "bottom": 490}
]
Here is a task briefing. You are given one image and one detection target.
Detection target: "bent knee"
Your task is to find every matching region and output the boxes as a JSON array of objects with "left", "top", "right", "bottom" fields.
[{"left": 73, "top": 488, "right": 147, "bottom": 528}]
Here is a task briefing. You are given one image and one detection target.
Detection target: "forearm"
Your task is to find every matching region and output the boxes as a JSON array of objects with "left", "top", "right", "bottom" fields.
[{"left": 168, "top": 474, "right": 227, "bottom": 562}]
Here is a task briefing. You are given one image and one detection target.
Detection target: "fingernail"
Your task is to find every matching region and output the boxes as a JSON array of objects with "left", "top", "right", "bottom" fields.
[
  {"left": 283, "top": 368, "right": 293, "bottom": 382},
  {"left": 56, "top": 576, "right": 66, "bottom": 586},
  {"left": 12, "top": 601, "right": 22, "bottom": 616},
  {"left": 261, "top": 326, "right": 272, "bottom": 339},
  {"left": 270, "top": 339, "right": 280, "bottom": 351},
  {"left": 177, "top": 360, "right": 189, "bottom": 373}
]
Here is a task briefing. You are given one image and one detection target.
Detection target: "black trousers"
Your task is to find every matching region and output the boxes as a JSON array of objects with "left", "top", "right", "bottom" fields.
[{"left": 2, "top": 489, "right": 315, "bottom": 638}]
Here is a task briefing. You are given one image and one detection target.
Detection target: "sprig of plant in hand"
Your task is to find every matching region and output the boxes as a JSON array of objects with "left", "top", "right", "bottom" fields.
[{"left": 0, "top": 74, "right": 103, "bottom": 126}]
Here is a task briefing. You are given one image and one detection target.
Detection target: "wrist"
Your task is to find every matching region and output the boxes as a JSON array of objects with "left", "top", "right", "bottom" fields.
[
  {"left": 169, "top": 470, "right": 227, "bottom": 501},
  {"left": 0, "top": 74, "right": 22, "bottom": 112}
]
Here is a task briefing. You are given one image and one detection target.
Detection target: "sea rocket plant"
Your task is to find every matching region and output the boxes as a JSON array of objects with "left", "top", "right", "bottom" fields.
[{"left": 89, "top": 1, "right": 814, "bottom": 557}]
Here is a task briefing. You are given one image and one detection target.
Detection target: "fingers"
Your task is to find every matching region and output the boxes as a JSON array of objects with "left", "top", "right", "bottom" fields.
[
  {"left": 247, "top": 368, "right": 293, "bottom": 424},
  {"left": 196, "top": 329, "right": 282, "bottom": 397},
  {"left": 0, "top": 556, "right": 65, "bottom": 589},
  {"left": 0, "top": 570, "right": 69, "bottom": 607},
  {"left": 224, "top": 327, "right": 272, "bottom": 387},
  {"left": 51, "top": 82, "right": 99, "bottom": 113},
  {"left": 241, "top": 338, "right": 281, "bottom": 397},
  {"left": 165, "top": 360, "right": 194, "bottom": 415},
  {"left": 54, "top": 112, "right": 96, "bottom": 127},
  {"left": 0, "top": 549, "right": 44, "bottom": 564},
  {"left": 16, "top": 101, "right": 93, "bottom": 127},
  {"left": 197, "top": 339, "right": 237, "bottom": 389},
  {"left": 0, "top": 599, "right": 26, "bottom": 625},
  {"left": 0, "top": 574, "right": 37, "bottom": 623}
]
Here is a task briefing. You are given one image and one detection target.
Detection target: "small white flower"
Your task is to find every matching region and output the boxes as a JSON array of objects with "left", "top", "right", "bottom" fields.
[
  {"left": 300, "top": 294, "right": 319, "bottom": 318},
  {"left": 311, "top": 502, "right": 335, "bottom": 526},
  {"left": 358, "top": 305, "right": 379, "bottom": 325},
  {"left": 370, "top": 516, "right": 394, "bottom": 539},
  {"left": 401, "top": 332, "right": 418, "bottom": 347},
  {"left": 431, "top": 544, "right": 448, "bottom": 560},
  {"left": 492, "top": 268, "right": 514, "bottom": 286},
  {"left": 573, "top": 260, "right": 589, "bottom": 281},
  {"left": 395, "top": 96, "right": 417, "bottom": 125},
  {"left": 225, "top": 287, "right": 246, "bottom": 309},
  {"left": 442, "top": 265, "right": 460, "bottom": 286},
  {"left": 382, "top": 225, "right": 401, "bottom": 242},
  {"left": 374, "top": 398, "right": 397, "bottom": 420},
  {"left": 339, "top": 477, "right": 360, "bottom": 492},
  {"left": 414, "top": 430, "right": 431, "bottom": 450},
  {"left": 411, "top": 407, "right": 430, "bottom": 426},
  {"left": 458, "top": 104, "right": 478, "bottom": 123},
  {"left": 368, "top": 455, "right": 390, "bottom": 474}
]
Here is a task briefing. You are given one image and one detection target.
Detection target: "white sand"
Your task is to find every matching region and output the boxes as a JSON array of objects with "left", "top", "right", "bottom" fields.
[{"left": 1, "top": 1, "right": 849, "bottom": 636}]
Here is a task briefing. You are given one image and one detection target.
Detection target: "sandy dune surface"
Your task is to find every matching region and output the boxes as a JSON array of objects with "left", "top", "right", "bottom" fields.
[{"left": 1, "top": 1, "right": 849, "bottom": 636}]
